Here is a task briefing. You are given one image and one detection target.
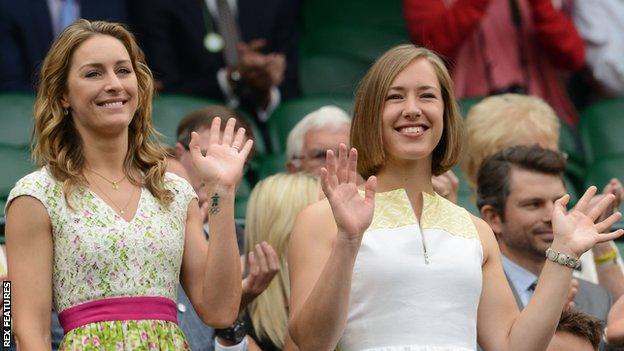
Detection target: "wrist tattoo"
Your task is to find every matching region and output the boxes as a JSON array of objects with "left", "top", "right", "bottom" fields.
[{"left": 209, "top": 192, "right": 221, "bottom": 215}]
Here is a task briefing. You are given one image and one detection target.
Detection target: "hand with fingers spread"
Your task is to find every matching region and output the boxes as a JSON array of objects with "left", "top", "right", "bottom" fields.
[
  {"left": 321, "top": 144, "right": 377, "bottom": 242},
  {"left": 551, "top": 186, "right": 624, "bottom": 258},
  {"left": 189, "top": 117, "right": 253, "bottom": 188},
  {"left": 241, "top": 242, "right": 281, "bottom": 308}
]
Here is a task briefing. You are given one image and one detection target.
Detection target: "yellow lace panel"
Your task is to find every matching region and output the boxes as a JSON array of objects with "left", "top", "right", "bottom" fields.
[
  {"left": 368, "top": 189, "right": 416, "bottom": 230},
  {"left": 367, "top": 189, "right": 478, "bottom": 240},
  {"left": 421, "top": 192, "right": 479, "bottom": 240}
]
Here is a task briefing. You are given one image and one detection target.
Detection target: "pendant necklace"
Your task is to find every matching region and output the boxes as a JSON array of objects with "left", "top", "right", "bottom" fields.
[{"left": 88, "top": 169, "right": 126, "bottom": 190}]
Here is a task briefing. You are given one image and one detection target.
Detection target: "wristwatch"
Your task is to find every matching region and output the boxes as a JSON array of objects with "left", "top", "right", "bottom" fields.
[
  {"left": 545, "top": 247, "right": 581, "bottom": 269},
  {"left": 215, "top": 318, "right": 248, "bottom": 344}
]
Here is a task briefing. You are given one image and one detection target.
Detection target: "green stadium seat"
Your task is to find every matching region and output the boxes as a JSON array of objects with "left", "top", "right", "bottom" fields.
[
  {"left": 267, "top": 96, "right": 353, "bottom": 152},
  {"left": 301, "top": 0, "right": 405, "bottom": 35},
  {"left": 235, "top": 177, "right": 252, "bottom": 220},
  {"left": 253, "top": 153, "right": 287, "bottom": 180},
  {"left": 0, "top": 145, "right": 36, "bottom": 240},
  {"left": 0, "top": 93, "right": 35, "bottom": 147},
  {"left": 559, "top": 123, "right": 585, "bottom": 195},
  {"left": 300, "top": 26, "right": 408, "bottom": 63},
  {"left": 458, "top": 97, "right": 483, "bottom": 118},
  {"left": 151, "top": 94, "right": 221, "bottom": 146},
  {"left": 0, "top": 146, "right": 36, "bottom": 198},
  {"left": 580, "top": 99, "right": 624, "bottom": 165},
  {"left": 452, "top": 166, "right": 479, "bottom": 216},
  {"left": 300, "top": 55, "right": 370, "bottom": 97},
  {"left": 579, "top": 99, "right": 624, "bottom": 229}
]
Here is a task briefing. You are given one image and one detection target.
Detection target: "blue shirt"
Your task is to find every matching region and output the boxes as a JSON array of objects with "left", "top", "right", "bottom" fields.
[{"left": 502, "top": 255, "right": 538, "bottom": 308}]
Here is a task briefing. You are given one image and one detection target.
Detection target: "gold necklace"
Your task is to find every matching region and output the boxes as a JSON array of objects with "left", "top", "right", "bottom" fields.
[
  {"left": 88, "top": 169, "right": 126, "bottom": 190},
  {"left": 90, "top": 178, "right": 137, "bottom": 216}
]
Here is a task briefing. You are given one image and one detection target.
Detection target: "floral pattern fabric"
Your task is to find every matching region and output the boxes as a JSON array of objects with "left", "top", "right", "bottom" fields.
[{"left": 7, "top": 168, "right": 197, "bottom": 348}]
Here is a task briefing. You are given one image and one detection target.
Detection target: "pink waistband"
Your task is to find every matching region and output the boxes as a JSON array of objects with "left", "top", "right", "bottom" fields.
[{"left": 58, "top": 296, "right": 178, "bottom": 333}]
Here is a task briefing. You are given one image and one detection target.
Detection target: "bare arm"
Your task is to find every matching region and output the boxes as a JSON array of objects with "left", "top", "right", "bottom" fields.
[
  {"left": 593, "top": 242, "right": 624, "bottom": 299},
  {"left": 180, "top": 192, "right": 241, "bottom": 328},
  {"left": 180, "top": 117, "right": 253, "bottom": 327},
  {"left": 607, "top": 294, "right": 624, "bottom": 345},
  {"left": 288, "top": 201, "right": 358, "bottom": 350},
  {"left": 475, "top": 218, "right": 572, "bottom": 350},
  {"left": 289, "top": 145, "right": 376, "bottom": 350},
  {"left": 591, "top": 179, "right": 624, "bottom": 299},
  {"left": 477, "top": 188, "right": 623, "bottom": 350},
  {"left": 6, "top": 196, "right": 53, "bottom": 350}
]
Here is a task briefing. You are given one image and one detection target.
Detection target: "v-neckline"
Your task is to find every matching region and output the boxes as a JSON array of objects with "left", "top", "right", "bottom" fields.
[{"left": 86, "top": 186, "right": 144, "bottom": 224}]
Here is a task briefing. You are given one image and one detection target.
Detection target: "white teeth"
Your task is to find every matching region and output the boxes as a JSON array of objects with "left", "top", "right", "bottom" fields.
[
  {"left": 399, "top": 126, "right": 425, "bottom": 134},
  {"left": 101, "top": 101, "right": 124, "bottom": 108}
]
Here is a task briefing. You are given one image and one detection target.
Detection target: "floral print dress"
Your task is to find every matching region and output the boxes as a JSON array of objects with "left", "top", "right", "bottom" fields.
[{"left": 7, "top": 168, "right": 197, "bottom": 350}]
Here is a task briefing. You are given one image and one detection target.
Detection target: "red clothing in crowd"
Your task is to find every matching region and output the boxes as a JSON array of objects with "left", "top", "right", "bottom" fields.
[{"left": 404, "top": 0, "right": 585, "bottom": 125}]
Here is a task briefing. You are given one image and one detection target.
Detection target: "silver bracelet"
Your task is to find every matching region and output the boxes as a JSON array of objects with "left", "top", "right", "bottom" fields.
[{"left": 545, "top": 247, "right": 581, "bottom": 269}]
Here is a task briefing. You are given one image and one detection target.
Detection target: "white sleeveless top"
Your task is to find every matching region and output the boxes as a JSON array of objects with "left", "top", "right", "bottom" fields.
[{"left": 339, "top": 189, "right": 483, "bottom": 351}]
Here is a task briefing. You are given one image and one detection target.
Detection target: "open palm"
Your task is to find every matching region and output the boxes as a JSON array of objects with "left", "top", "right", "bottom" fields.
[
  {"left": 321, "top": 144, "right": 376, "bottom": 242},
  {"left": 190, "top": 117, "right": 253, "bottom": 188},
  {"left": 552, "top": 186, "right": 623, "bottom": 257}
]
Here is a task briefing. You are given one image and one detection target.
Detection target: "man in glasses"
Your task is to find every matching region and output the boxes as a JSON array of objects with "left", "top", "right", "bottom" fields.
[{"left": 286, "top": 105, "right": 351, "bottom": 175}]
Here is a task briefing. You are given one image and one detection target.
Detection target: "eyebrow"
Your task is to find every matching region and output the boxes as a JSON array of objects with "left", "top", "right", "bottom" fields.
[
  {"left": 517, "top": 195, "right": 566, "bottom": 204},
  {"left": 79, "top": 60, "right": 132, "bottom": 70},
  {"left": 387, "top": 85, "right": 440, "bottom": 92}
]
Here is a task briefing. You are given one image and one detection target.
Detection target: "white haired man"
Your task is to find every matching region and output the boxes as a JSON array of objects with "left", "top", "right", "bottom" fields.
[{"left": 285, "top": 105, "right": 351, "bottom": 175}]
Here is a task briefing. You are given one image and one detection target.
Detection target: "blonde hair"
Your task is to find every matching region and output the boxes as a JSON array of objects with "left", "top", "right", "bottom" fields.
[
  {"left": 32, "top": 20, "right": 172, "bottom": 206},
  {"left": 351, "top": 44, "right": 463, "bottom": 178},
  {"left": 244, "top": 173, "right": 320, "bottom": 348},
  {"left": 460, "top": 93, "right": 560, "bottom": 190}
]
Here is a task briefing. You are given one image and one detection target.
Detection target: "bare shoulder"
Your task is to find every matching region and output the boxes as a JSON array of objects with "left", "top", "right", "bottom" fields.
[
  {"left": 291, "top": 198, "right": 337, "bottom": 249},
  {"left": 470, "top": 214, "right": 497, "bottom": 264}
]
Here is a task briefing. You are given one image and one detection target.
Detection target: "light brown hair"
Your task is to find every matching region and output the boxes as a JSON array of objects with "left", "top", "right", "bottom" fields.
[
  {"left": 461, "top": 93, "right": 560, "bottom": 190},
  {"left": 351, "top": 44, "right": 463, "bottom": 178},
  {"left": 32, "top": 20, "right": 173, "bottom": 206}
]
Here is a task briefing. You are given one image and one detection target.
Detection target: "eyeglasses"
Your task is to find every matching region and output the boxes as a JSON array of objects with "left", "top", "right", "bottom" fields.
[{"left": 292, "top": 148, "right": 339, "bottom": 163}]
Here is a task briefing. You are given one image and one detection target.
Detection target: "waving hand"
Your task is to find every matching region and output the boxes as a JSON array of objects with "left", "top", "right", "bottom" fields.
[
  {"left": 189, "top": 117, "right": 253, "bottom": 188},
  {"left": 552, "top": 186, "right": 624, "bottom": 257},
  {"left": 321, "top": 144, "right": 377, "bottom": 243}
]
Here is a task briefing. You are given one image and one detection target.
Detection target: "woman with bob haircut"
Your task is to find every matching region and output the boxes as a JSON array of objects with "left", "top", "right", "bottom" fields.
[
  {"left": 5, "top": 20, "right": 251, "bottom": 349},
  {"left": 243, "top": 172, "right": 320, "bottom": 350},
  {"left": 287, "top": 44, "right": 623, "bottom": 350}
]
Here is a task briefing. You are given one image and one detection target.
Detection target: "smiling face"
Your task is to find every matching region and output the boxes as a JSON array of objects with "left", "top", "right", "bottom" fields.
[
  {"left": 61, "top": 34, "right": 138, "bottom": 138},
  {"left": 380, "top": 58, "right": 444, "bottom": 168},
  {"left": 499, "top": 167, "right": 567, "bottom": 260}
]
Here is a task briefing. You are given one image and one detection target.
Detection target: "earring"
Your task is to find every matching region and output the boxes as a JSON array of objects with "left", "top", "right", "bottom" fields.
[{"left": 63, "top": 108, "right": 69, "bottom": 116}]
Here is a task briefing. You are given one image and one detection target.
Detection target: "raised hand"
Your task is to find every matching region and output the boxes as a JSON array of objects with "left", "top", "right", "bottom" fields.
[
  {"left": 320, "top": 144, "right": 376, "bottom": 242},
  {"left": 240, "top": 242, "right": 280, "bottom": 308},
  {"left": 551, "top": 186, "right": 624, "bottom": 257},
  {"left": 189, "top": 117, "right": 253, "bottom": 188}
]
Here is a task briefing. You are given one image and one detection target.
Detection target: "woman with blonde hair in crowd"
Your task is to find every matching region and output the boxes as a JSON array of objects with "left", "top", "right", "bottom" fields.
[
  {"left": 5, "top": 20, "right": 251, "bottom": 349},
  {"left": 287, "top": 44, "right": 623, "bottom": 350},
  {"left": 242, "top": 172, "right": 320, "bottom": 351}
]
